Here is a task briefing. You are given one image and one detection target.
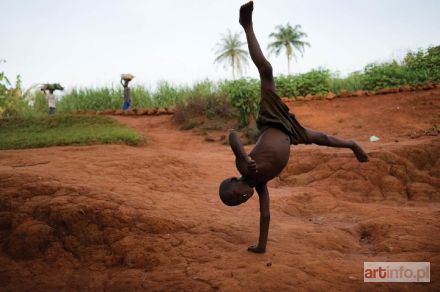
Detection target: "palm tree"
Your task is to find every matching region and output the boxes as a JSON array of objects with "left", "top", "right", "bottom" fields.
[
  {"left": 214, "top": 30, "right": 249, "bottom": 79},
  {"left": 267, "top": 23, "right": 310, "bottom": 75}
]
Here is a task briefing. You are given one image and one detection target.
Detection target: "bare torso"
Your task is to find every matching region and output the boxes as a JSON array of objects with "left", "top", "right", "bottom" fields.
[{"left": 246, "top": 128, "right": 291, "bottom": 186}]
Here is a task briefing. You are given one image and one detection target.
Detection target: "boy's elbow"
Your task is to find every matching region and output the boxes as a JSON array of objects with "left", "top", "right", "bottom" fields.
[{"left": 259, "top": 65, "right": 274, "bottom": 91}]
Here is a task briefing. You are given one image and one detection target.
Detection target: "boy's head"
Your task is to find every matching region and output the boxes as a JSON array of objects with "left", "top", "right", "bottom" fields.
[
  {"left": 122, "top": 79, "right": 130, "bottom": 87},
  {"left": 219, "top": 177, "right": 254, "bottom": 206}
]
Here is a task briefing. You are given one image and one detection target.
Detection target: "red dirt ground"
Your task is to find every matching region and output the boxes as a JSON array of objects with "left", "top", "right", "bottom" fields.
[{"left": 0, "top": 89, "right": 439, "bottom": 291}]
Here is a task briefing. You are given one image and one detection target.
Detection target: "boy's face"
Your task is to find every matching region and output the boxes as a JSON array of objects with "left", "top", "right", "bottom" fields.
[{"left": 220, "top": 177, "right": 254, "bottom": 206}]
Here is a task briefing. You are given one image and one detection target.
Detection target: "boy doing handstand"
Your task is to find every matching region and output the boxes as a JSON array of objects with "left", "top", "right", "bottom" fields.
[{"left": 219, "top": 1, "right": 368, "bottom": 253}]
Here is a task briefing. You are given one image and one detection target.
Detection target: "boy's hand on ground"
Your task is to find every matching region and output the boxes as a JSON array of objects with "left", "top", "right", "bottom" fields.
[{"left": 247, "top": 244, "right": 265, "bottom": 253}]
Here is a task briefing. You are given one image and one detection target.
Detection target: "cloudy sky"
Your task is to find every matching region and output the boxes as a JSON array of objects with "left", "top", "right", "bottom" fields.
[{"left": 1, "top": 0, "right": 439, "bottom": 90}]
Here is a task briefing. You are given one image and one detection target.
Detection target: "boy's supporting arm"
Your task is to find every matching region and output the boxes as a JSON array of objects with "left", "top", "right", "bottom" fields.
[{"left": 248, "top": 183, "right": 270, "bottom": 253}]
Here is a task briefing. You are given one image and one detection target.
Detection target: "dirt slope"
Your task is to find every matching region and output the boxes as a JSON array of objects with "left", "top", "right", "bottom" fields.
[{"left": 0, "top": 89, "right": 439, "bottom": 291}]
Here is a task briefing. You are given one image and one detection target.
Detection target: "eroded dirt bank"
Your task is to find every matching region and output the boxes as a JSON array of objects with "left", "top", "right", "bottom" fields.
[{"left": 0, "top": 89, "right": 439, "bottom": 291}]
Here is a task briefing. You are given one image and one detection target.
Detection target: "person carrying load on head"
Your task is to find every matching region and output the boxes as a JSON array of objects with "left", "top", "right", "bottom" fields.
[{"left": 121, "top": 73, "right": 134, "bottom": 110}]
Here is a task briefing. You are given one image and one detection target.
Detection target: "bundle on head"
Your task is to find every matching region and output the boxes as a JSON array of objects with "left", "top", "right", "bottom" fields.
[
  {"left": 41, "top": 83, "right": 64, "bottom": 91},
  {"left": 121, "top": 73, "right": 135, "bottom": 81},
  {"left": 53, "top": 83, "right": 64, "bottom": 90}
]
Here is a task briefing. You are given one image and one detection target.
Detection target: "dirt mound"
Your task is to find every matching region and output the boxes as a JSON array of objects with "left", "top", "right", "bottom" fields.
[
  {"left": 280, "top": 138, "right": 440, "bottom": 202},
  {"left": 0, "top": 171, "right": 189, "bottom": 273}
]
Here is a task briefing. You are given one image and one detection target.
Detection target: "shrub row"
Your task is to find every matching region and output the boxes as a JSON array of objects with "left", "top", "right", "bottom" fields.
[{"left": 2, "top": 46, "right": 439, "bottom": 128}]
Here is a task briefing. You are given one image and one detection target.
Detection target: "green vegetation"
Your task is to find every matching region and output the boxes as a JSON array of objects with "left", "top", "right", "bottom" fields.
[
  {"left": 267, "top": 23, "right": 310, "bottom": 74},
  {"left": 0, "top": 115, "right": 143, "bottom": 149},
  {"left": 1, "top": 45, "right": 439, "bottom": 131},
  {"left": 214, "top": 30, "right": 249, "bottom": 79},
  {"left": 173, "top": 80, "right": 235, "bottom": 130},
  {"left": 275, "top": 69, "right": 331, "bottom": 97},
  {"left": 57, "top": 86, "right": 155, "bottom": 112},
  {"left": 0, "top": 73, "right": 34, "bottom": 118},
  {"left": 219, "top": 78, "right": 259, "bottom": 127}
]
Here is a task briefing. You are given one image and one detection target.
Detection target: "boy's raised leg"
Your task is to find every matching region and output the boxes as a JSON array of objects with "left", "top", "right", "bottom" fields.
[
  {"left": 305, "top": 128, "right": 369, "bottom": 162},
  {"left": 240, "top": 1, "right": 275, "bottom": 92}
]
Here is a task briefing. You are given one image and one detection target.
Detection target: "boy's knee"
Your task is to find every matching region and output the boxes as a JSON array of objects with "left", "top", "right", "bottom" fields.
[
  {"left": 307, "top": 130, "right": 329, "bottom": 145},
  {"left": 259, "top": 63, "right": 273, "bottom": 78}
]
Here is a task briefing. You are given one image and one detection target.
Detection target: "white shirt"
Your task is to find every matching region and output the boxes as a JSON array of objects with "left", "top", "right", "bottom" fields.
[{"left": 47, "top": 92, "right": 56, "bottom": 108}]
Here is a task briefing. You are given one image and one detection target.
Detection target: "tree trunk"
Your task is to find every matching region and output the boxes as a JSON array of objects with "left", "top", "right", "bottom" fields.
[
  {"left": 232, "top": 57, "right": 236, "bottom": 80},
  {"left": 287, "top": 53, "right": 291, "bottom": 75}
]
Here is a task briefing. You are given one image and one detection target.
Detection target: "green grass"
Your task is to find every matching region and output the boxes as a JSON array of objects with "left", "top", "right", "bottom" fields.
[{"left": 0, "top": 114, "right": 143, "bottom": 149}]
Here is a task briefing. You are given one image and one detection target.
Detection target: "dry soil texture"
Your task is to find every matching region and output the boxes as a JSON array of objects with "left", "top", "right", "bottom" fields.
[{"left": 0, "top": 89, "right": 439, "bottom": 291}]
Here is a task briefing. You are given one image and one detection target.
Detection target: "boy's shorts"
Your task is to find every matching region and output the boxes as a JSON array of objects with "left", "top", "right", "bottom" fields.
[
  {"left": 257, "top": 89, "right": 310, "bottom": 145},
  {"left": 123, "top": 101, "right": 130, "bottom": 110}
]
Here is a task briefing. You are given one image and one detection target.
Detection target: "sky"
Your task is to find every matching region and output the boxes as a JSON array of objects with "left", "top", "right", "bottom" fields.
[{"left": 1, "top": 0, "right": 439, "bottom": 90}]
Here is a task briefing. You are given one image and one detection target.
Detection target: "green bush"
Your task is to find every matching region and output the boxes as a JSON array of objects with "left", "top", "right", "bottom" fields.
[
  {"left": 0, "top": 73, "right": 32, "bottom": 118},
  {"left": 219, "top": 78, "right": 259, "bottom": 128},
  {"left": 173, "top": 79, "right": 235, "bottom": 129},
  {"left": 275, "top": 69, "right": 332, "bottom": 97},
  {"left": 329, "top": 71, "right": 364, "bottom": 93},
  {"left": 404, "top": 45, "right": 440, "bottom": 83},
  {"left": 359, "top": 46, "right": 440, "bottom": 90},
  {"left": 275, "top": 75, "right": 299, "bottom": 97},
  {"left": 296, "top": 69, "right": 332, "bottom": 95},
  {"left": 361, "top": 61, "right": 408, "bottom": 90}
]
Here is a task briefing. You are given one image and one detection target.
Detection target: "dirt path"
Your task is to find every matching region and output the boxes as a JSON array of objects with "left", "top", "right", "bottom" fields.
[{"left": 0, "top": 89, "right": 439, "bottom": 291}]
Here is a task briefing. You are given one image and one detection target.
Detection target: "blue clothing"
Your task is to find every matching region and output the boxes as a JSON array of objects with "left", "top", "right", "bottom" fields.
[{"left": 123, "top": 101, "right": 130, "bottom": 110}]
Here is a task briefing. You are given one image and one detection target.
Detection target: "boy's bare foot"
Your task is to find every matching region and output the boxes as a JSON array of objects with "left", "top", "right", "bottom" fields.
[
  {"left": 351, "top": 141, "right": 369, "bottom": 162},
  {"left": 239, "top": 1, "right": 254, "bottom": 28}
]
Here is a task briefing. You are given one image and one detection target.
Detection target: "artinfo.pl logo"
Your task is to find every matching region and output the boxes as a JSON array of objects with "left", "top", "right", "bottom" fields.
[{"left": 364, "top": 262, "right": 430, "bottom": 282}]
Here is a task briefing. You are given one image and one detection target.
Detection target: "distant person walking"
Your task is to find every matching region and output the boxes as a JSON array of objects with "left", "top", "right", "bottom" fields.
[
  {"left": 41, "top": 83, "right": 63, "bottom": 115},
  {"left": 46, "top": 89, "right": 56, "bottom": 114},
  {"left": 120, "top": 74, "right": 134, "bottom": 110}
]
